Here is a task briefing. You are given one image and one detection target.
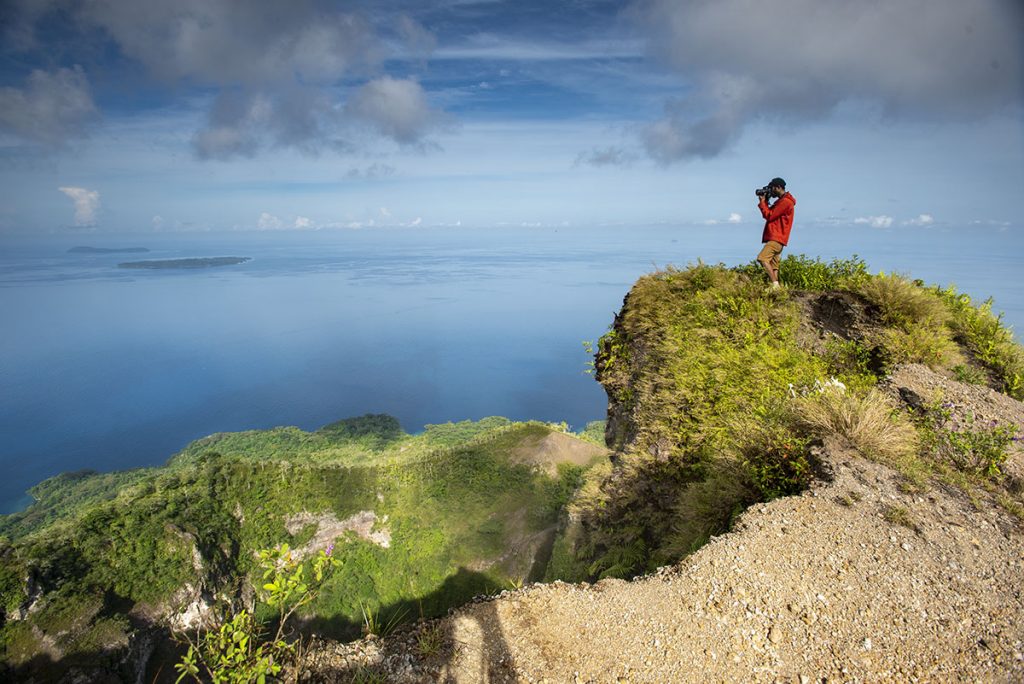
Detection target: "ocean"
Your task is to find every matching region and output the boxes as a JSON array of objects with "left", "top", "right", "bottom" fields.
[{"left": 1, "top": 223, "right": 1021, "bottom": 514}]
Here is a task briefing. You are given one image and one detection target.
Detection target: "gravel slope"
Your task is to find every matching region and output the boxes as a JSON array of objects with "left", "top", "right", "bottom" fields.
[{"left": 307, "top": 432, "right": 1023, "bottom": 683}]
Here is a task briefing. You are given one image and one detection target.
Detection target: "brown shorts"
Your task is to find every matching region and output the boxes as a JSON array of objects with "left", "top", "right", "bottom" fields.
[{"left": 757, "top": 240, "right": 784, "bottom": 271}]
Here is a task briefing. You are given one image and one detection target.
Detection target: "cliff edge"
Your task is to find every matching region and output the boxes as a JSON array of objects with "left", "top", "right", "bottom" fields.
[{"left": 309, "top": 259, "right": 1024, "bottom": 682}]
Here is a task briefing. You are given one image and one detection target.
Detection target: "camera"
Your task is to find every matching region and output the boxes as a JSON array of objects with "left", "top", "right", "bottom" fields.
[{"left": 755, "top": 185, "right": 773, "bottom": 198}]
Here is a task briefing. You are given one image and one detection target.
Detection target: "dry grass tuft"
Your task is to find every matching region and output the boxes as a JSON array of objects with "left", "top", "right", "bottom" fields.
[{"left": 795, "top": 388, "right": 919, "bottom": 464}]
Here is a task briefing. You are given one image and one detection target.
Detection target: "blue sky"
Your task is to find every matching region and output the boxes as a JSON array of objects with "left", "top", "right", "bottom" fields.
[{"left": 0, "top": 0, "right": 1021, "bottom": 234}]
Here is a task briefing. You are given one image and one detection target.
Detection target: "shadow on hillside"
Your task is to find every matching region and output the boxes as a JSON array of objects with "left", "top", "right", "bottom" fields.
[
  {"left": 304, "top": 566, "right": 519, "bottom": 682},
  {"left": 0, "top": 622, "right": 186, "bottom": 684},
  {"left": 1, "top": 568, "right": 520, "bottom": 683}
]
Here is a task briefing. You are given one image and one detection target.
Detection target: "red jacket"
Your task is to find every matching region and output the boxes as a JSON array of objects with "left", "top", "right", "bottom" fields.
[{"left": 759, "top": 192, "right": 796, "bottom": 246}]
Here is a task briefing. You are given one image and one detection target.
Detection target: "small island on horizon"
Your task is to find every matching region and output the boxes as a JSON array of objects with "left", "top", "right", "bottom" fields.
[
  {"left": 69, "top": 246, "right": 150, "bottom": 254},
  {"left": 117, "top": 256, "right": 251, "bottom": 269}
]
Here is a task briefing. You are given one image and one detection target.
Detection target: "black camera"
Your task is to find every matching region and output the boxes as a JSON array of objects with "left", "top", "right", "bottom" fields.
[{"left": 755, "top": 185, "right": 772, "bottom": 197}]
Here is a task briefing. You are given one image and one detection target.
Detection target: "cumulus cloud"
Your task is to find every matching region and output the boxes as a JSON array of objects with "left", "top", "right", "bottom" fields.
[
  {"left": 344, "top": 77, "right": 450, "bottom": 146},
  {"left": 702, "top": 212, "right": 744, "bottom": 226},
  {"left": 7, "top": 1, "right": 450, "bottom": 158},
  {"left": 0, "top": 67, "right": 96, "bottom": 146},
  {"left": 294, "top": 216, "right": 312, "bottom": 229},
  {"left": 854, "top": 215, "right": 894, "bottom": 229},
  {"left": 77, "top": 0, "right": 379, "bottom": 87},
  {"left": 257, "top": 212, "right": 283, "bottom": 230},
  {"left": 904, "top": 214, "right": 935, "bottom": 226},
  {"left": 191, "top": 88, "right": 356, "bottom": 160},
  {"left": 634, "top": 0, "right": 1024, "bottom": 162},
  {"left": 58, "top": 186, "right": 101, "bottom": 226}
]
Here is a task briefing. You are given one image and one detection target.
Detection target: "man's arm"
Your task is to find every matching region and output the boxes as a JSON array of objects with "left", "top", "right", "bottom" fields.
[{"left": 759, "top": 195, "right": 793, "bottom": 221}]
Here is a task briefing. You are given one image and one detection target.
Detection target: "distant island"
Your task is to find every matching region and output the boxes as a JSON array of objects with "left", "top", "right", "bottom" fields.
[
  {"left": 118, "top": 256, "right": 251, "bottom": 269},
  {"left": 69, "top": 246, "right": 150, "bottom": 254}
]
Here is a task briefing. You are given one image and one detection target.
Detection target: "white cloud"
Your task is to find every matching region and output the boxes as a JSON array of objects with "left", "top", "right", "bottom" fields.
[
  {"left": 903, "top": 214, "right": 934, "bottom": 226},
  {"left": 58, "top": 186, "right": 100, "bottom": 226},
  {"left": 703, "top": 212, "right": 743, "bottom": 226},
  {"left": 635, "top": 0, "right": 1023, "bottom": 162},
  {"left": 408, "top": 217, "right": 422, "bottom": 227},
  {"left": 7, "top": 2, "right": 451, "bottom": 158},
  {"left": 854, "top": 215, "right": 894, "bottom": 229},
  {"left": 257, "top": 212, "right": 283, "bottom": 230},
  {"left": 344, "top": 77, "right": 450, "bottom": 146},
  {"left": 294, "top": 216, "right": 312, "bottom": 229},
  {"left": 0, "top": 67, "right": 96, "bottom": 147},
  {"left": 77, "top": 1, "right": 379, "bottom": 88}
]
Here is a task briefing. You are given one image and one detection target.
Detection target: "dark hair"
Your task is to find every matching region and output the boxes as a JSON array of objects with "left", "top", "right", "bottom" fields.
[{"left": 770, "top": 177, "right": 786, "bottom": 189}]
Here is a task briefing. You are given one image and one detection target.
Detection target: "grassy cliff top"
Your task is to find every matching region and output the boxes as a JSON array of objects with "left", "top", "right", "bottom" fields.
[{"left": 566, "top": 255, "right": 1023, "bottom": 580}]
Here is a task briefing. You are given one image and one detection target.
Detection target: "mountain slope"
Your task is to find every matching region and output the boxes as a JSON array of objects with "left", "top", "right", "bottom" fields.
[
  {"left": 0, "top": 416, "right": 607, "bottom": 681},
  {"left": 307, "top": 258, "right": 1024, "bottom": 682}
]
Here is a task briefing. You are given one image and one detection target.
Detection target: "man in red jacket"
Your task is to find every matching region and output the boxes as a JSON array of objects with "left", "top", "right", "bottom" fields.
[{"left": 756, "top": 177, "right": 796, "bottom": 289}]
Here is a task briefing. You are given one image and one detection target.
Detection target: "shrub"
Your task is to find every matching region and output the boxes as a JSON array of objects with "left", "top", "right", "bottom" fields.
[
  {"left": 952, "top": 364, "right": 989, "bottom": 386},
  {"left": 852, "top": 274, "right": 963, "bottom": 370},
  {"left": 175, "top": 545, "right": 340, "bottom": 683},
  {"left": 821, "top": 339, "right": 877, "bottom": 392},
  {"left": 734, "top": 254, "right": 870, "bottom": 290},
  {"left": 936, "top": 287, "right": 1024, "bottom": 400},
  {"left": 918, "top": 403, "right": 1019, "bottom": 478},
  {"left": 856, "top": 273, "right": 949, "bottom": 329},
  {"left": 875, "top": 326, "right": 962, "bottom": 370},
  {"left": 737, "top": 424, "right": 813, "bottom": 500}
]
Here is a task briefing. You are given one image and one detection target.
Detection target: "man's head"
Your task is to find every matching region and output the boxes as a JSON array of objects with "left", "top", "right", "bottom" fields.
[{"left": 769, "top": 177, "right": 786, "bottom": 197}]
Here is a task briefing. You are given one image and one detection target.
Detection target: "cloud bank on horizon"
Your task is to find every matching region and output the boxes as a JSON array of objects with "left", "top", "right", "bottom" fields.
[{"left": 0, "top": 0, "right": 1021, "bottom": 231}]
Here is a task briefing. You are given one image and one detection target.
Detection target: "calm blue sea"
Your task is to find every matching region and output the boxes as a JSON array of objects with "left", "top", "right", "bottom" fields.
[{"left": 1, "top": 223, "right": 1022, "bottom": 513}]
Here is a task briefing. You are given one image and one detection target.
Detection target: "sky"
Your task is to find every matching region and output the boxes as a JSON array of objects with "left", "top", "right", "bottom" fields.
[{"left": 0, "top": 0, "right": 1022, "bottom": 234}]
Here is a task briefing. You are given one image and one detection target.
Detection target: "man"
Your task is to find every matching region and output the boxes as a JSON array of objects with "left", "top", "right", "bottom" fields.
[{"left": 755, "top": 177, "right": 796, "bottom": 289}]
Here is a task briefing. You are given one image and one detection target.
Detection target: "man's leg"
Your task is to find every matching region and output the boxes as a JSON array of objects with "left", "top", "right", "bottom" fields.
[
  {"left": 756, "top": 242, "right": 780, "bottom": 283},
  {"left": 771, "top": 246, "right": 783, "bottom": 286}
]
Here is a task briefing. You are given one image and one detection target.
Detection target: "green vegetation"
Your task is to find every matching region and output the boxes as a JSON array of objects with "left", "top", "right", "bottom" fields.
[
  {"left": 559, "top": 256, "right": 1024, "bottom": 581},
  {"left": 917, "top": 402, "right": 1018, "bottom": 478},
  {"left": 176, "top": 546, "right": 339, "bottom": 683},
  {"left": 0, "top": 414, "right": 606, "bottom": 678},
  {"left": 881, "top": 504, "right": 918, "bottom": 532},
  {"left": 936, "top": 287, "right": 1024, "bottom": 399}
]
